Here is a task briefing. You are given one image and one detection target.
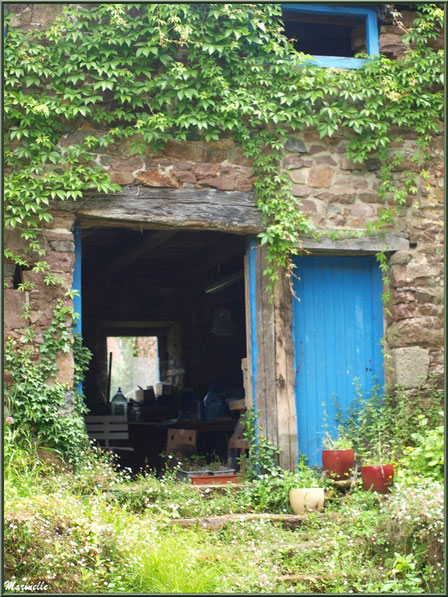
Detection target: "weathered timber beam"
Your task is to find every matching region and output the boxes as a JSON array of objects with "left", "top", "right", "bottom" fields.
[
  {"left": 53, "top": 187, "right": 262, "bottom": 235},
  {"left": 169, "top": 513, "right": 307, "bottom": 530},
  {"left": 300, "top": 232, "right": 409, "bottom": 253},
  {"left": 86, "top": 230, "right": 177, "bottom": 288}
]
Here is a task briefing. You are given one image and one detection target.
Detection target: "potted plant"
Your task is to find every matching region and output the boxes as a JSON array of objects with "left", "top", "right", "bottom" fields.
[
  {"left": 190, "top": 455, "right": 238, "bottom": 485},
  {"left": 176, "top": 454, "right": 211, "bottom": 483},
  {"left": 361, "top": 456, "right": 394, "bottom": 494},
  {"left": 289, "top": 457, "right": 325, "bottom": 515},
  {"left": 360, "top": 434, "right": 394, "bottom": 493},
  {"left": 322, "top": 428, "right": 355, "bottom": 481}
]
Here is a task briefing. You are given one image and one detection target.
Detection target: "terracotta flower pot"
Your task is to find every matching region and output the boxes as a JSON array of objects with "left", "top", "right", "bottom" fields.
[
  {"left": 289, "top": 488, "right": 325, "bottom": 515},
  {"left": 191, "top": 474, "right": 238, "bottom": 485},
  {"left": 361, "top": 464, "right": 394, "bottom": 494},
  {"left": 322, "top": 449, "right": 355, "bottom": 480}
]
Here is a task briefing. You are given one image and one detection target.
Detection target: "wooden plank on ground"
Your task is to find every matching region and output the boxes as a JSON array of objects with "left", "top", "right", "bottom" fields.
[{"left": 169, "top": 513, "right": 307, "bottom": 530}]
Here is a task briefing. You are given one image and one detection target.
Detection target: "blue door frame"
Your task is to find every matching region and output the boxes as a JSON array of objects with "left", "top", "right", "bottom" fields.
[
  {"left": 248, "top": 237, "right": 259, "bottom": 417},
  {"left": 292, "top": 255, "right": 384, "bottom": 466}
]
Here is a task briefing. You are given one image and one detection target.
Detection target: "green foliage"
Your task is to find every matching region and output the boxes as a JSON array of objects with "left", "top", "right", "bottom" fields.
[
  {"left": 248, "top": 458, "right": 323, "bottom": 514},
  {"left": 73, "top": 332, "right": 93, "bottom": 388},
  {"left": 4, "top": 436, "right": 444, "bottom": 594},
  {"left": 322, "top": 432, "right": 353, "bottom": 451},
  {"left": 239, "top": 407, "right": 281, "bottom": 479},
  {"left": 4, "top": 302, "right": 90, "bottom": 464},
  {"left": 336, "top": 380, "right": 443, "bottom": 465},
  {"left": 377, "top": 479, "right": 444, "bottom": 592},
  {"left": 397, "top": 415, "right": 444, "bottom": 483},
  {"left": 321, "top": 400, "right": 353, "bottom": 450},
  {"left": 3, "top": 424, "right": 51, "bottom": 499},
  {"left": 4, "top": 3, "right": 443, "bottom": 289}
]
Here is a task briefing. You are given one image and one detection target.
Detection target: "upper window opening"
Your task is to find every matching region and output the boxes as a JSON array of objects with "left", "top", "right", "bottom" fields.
[
  {"left": 281, "top": 4, "right": 379, "bottom": 69},
  {"left": 283, "top": 12, "right": 365, "bottom": 57}
]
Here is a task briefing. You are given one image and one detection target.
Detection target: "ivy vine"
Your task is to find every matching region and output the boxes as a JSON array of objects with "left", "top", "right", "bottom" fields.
[{"left": 4, "top": 3, "right": 443, "bottom": 294}]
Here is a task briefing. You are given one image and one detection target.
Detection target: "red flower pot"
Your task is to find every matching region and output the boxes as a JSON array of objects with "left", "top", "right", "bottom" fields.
[
  {"left": 191, "top": 474, "right": 238, "bottom": 485},
  {"left": 322, "top": 449, "right": 355, "bottom": 480},
  {"left": 361, "top": 464, "right": 394, "bottom": 493}
]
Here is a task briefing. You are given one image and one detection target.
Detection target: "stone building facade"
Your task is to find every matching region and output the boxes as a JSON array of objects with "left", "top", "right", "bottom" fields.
[{"left": 4, "top": 4, "right": 444, "bottom": 468}]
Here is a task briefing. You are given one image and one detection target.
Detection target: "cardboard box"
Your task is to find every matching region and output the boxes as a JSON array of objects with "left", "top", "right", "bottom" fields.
[{"left": 166, "top": 428, "right": 197, "bottom": 451}]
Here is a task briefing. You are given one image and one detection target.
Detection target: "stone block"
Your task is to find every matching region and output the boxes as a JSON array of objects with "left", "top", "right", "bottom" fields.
[
  {"left": 350, "top": 204, "right": 375, "bottom": 217},
  {"left": 3, "top": 229, "right": 30, "bottom": 253},
  {"left": 110, "top": 171, "right": 135, "bottom": 185},
  {"left": 389, "top": 251, "right": 412, "bottom": 266},
  {"left": 31, "top": 4, "right": 63, "bottom": 26},
  {"left": 54, "top": 352, "right": 75, "bottom": 386},
  {"left": 175, "top": 170, "right": 196, "bottom": 183},
  {"left": 291, "top": 185, "right": 311, "bottom": 198},
  {"left": 390, "top": 255, "right": 441, "bottom": 287},
  {"left": 298, "top": 199, "right": 317, "bottom": 212},
  {"left": 162, "top": 140, "right": 208, "bottom": 162},
  {"left": 339, "top": 157, "right": 364, "bottom": 170},
  {"left": 282, "top": 156, "right": 304, "bottom": 169},
  {"left": 391, "top": 347, "right": 430, "bottom": 389},
  {"left": 201, "top": 175, "right": 235, "bottom": 191},
  {"left": 109, "top": 156, "right": 144, "bottom": 172},
  {"left": 308, "top": 167, "right": 334, "bottom": 188},
  {"left": 136, "top": 170, "right": 180, "bottom": 188},
  {"left": 4, "top": 289, "right": 26, "bottom": 330},
  {"left": 358, "top": 192, "right": 379, "bottom": 204},
  {"left": 315, "top": 155, "right": 337, "bottom": 166},
  {"left": 235, "top": 177, "right": 254, "bottom": 192},
  {"left": 317, "top": 190, "right": 356, "bottom": 204},
  {"left": 173, "top": 161, "right": 193, "bottom": 171},
  {"left": 308, "top": 144, "right": 327, "bottom": 155},
  {"left": 192, "top": 162, "right": 220, "bottom": 177},
  {"left": 49, "top": 241, "right": 75, "bottom": 253},
  {"left": 285, "top": 138, "right": 306, "bottom": 153},
  {"left": 289, "top": 169, "right": 308, "bottom": 185},
  {"left": 387, "top": 317, "right": 443, "bottom": 348}
]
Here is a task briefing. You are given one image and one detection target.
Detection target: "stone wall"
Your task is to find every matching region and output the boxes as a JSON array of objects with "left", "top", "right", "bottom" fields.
[
  {"left": 4, "top": 214, "right": 77, "bottom": 385},
  {"left": 4, "top": 4, "right": 444, "bottom": 391}
]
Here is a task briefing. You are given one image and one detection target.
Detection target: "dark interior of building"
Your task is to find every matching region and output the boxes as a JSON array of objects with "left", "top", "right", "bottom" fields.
[
  {"left": 81, "top": 227, "right": 247, "bottom": 472},
  {"left": 282, "top": 11, "right": 365, "bottom": 57}
]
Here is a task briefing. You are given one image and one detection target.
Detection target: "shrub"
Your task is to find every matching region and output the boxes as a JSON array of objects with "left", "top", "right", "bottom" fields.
[
  {"left": 247, "top": 459, "right": 324, "bottom": 513},
  {"left": 379, "top": 480, "right": 444, "bottom": 591},
  {"left": 337, "top": 380, "right": 443, "bottom": 464},
  {"left": 397, "top": 415, "right": 444, "bottom": 483},
  {"left": 240, "top": 408, "right": 281, "bottom": 479}
]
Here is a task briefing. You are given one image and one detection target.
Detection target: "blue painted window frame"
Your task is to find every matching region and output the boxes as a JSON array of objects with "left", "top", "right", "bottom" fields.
[{"left": 281, "top": 3, "right": 379, "bottom": 69}]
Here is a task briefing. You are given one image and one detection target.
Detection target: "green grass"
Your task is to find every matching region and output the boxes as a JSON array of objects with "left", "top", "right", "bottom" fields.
[{"left": 3, "top": 429, "right": 444, "bottom": 594}]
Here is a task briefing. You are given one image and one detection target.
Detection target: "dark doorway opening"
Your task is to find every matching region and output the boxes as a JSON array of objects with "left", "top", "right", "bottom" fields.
[{"left": 81, "top": 227, "right": 247, "bottom": 472}]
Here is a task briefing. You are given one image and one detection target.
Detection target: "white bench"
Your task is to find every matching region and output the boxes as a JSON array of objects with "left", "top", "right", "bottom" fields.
[{"left": 85, "top": 415, "right": 134, "bottom": 452}]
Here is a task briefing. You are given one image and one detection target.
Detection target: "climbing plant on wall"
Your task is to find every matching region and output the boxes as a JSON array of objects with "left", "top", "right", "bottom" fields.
[
  {"left": 3, "top": 2, "right": 443, "bottom": 459},
  {"left": 4, "top": 3, "right": 443, "bottom": 289}
]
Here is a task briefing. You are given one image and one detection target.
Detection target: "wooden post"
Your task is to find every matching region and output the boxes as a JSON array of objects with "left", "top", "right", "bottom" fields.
[{"left": 274, "top": 271, "right": 298, "bottom": 471}]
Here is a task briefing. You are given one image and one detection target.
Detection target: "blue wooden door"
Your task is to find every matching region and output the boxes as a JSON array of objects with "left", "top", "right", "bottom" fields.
[{"left": 292, "top": 255, "right": 384, "bottom": 466}]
